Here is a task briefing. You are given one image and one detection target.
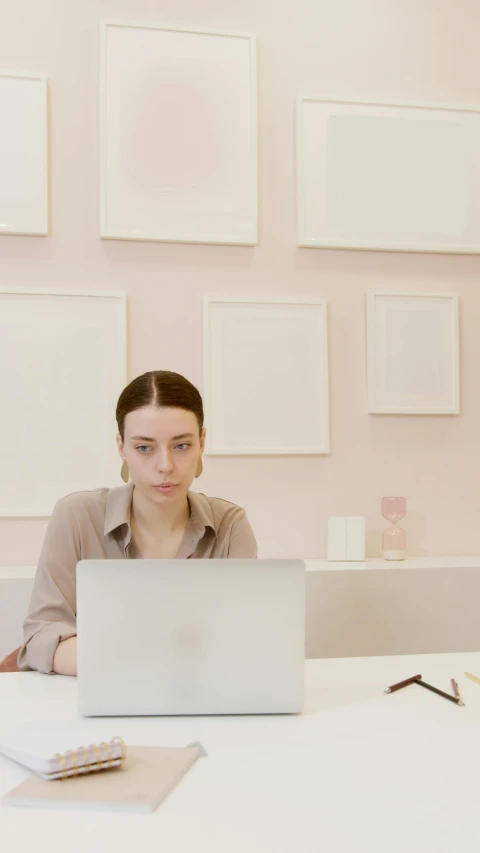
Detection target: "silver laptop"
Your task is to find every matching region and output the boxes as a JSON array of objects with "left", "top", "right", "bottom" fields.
[{"left": 76, "top": 559, "right": 305, "bottom": 716}]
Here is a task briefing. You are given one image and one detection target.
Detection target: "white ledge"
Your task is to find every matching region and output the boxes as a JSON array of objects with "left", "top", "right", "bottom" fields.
[
  {"left": 305, "top": 556, "right": 480, "bottom": 571},
  {"left": 0, "top": 566, "right": 37, "bottom": 579}
]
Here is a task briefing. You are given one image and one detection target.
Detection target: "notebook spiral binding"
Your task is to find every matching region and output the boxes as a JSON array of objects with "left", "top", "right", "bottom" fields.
[{"left": 54, "top": 736, "right": 126, "bottom": 780}]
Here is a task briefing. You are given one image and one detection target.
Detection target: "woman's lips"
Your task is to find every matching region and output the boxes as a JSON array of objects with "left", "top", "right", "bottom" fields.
[{"left": 153, "top": 483, "right": 178, "bottom": 492}]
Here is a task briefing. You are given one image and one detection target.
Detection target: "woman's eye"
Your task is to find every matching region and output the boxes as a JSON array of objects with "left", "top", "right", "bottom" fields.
[
  {"left": 136, "top": 445, "right": 151, "bottom": 453},
  {"left": 175, "top": 443, "right": 190, "bottom": 451}
]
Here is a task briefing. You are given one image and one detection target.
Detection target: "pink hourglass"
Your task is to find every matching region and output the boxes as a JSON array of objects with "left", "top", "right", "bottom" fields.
[{"left": 381, "top": 497, "right": 407, "bottom": 561}]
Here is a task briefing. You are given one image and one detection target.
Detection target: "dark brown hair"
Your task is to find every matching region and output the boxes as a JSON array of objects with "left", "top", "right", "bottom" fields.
[{"left": 116, "top": 371, "right": 204, "bottom": 442}]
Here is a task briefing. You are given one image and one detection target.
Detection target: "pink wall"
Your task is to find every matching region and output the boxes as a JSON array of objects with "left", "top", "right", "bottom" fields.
[{"left": 1, "top": 0, "right": 480, "bottom": 563}]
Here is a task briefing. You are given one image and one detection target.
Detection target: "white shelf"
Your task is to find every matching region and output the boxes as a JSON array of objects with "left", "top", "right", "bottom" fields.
[
  {"left": 0, "top": 566, "right": 36, "bottom": 579},
  {"left": 305, "top": 556, "right": 480, "bottom": 571}
]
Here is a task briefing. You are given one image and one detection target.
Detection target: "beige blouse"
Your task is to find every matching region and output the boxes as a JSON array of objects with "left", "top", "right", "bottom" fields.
[{"left": 17, "top": 483, "right": 257, "bottom": 674}]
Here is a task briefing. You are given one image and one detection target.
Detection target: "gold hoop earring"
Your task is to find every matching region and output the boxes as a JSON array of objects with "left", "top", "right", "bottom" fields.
[
  {"left": 120, "top": 460, "right": 129, "bottom": 483},
  {"left": 195, "top": 457, "right": 203, "bottom": 479}
]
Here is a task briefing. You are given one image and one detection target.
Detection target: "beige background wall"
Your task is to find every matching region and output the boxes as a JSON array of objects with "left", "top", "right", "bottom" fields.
[{"left": 1, "top": 0, "right": 480, "bottom": 565}]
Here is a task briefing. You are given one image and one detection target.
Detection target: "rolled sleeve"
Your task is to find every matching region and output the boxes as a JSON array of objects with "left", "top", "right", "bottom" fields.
[
  {"left": 227, "top": 512, "right": 258, "bottom": 558},
  {"left": 17, "top": 497, "right": 80, "bottom": 674}
]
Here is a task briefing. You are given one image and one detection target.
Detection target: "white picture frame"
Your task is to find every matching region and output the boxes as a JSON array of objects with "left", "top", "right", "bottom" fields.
[
  {"left": 0, "top": 288, "right": 127, "bottom": 516},
  {"left": 100, "top": 19, "right": 257, "bottom": 245},
  {"left": 297, "top": 95, "right": 480, "bottom": 254},
  {"left": 0, "top": 70, "right": 48, "bottom": 236},
  {"left": 366, "top": 291, "right": 460, "bottom": 415},
  {"left": 203, "top": 295, "right": 330, "bottom": 454}
]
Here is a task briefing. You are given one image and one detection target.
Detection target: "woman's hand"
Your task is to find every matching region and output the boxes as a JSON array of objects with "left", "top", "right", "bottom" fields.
[{"left": 53, "top": 636, "right": 77, "bottom": 676}]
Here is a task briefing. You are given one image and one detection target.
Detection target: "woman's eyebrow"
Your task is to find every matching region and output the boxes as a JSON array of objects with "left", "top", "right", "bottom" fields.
[
  {"left": 130, "top": 435, "right": 156, "bottom": 441},
  {"left": 129, "top": 433, "right": 195, "bottom": 441}
]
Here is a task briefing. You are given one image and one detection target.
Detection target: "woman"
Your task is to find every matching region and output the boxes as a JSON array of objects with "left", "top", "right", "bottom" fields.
[{"left": 17, "top": 371, "right": 257, "bottom": 676}]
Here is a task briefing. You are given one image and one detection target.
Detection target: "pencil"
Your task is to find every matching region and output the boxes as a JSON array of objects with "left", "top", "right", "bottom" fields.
[
  {"left": 465, "top": 671, "right": 480, "bottom": 686},
  {"left": 416, "top": 679, "right": 462, "bottom": 705},
  {"left": 451, "top": 678, "right": 465, "bottom": 706},
  {"left": 384, "top": 674, "right": 422, "bottom": 694}
]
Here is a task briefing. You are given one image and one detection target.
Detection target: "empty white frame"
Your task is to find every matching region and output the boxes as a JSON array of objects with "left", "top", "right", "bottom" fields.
[
  {"left": 0, "top": 288, "right": 126, "bottom": 516},
  {"left": 100, "top": 20, "right": 257, "bottom": 245},
  {"left": 297, "top": 96, "right": 480, "bottom": 254},
  {"left": 0, "top": 70, "right": 48, "bottom": 236},
  {"left": 366, "top": 292, "right": 459, "bottom": 415},
  {"left": 204, "top": 296, "right": 330, "bottom": 454}
]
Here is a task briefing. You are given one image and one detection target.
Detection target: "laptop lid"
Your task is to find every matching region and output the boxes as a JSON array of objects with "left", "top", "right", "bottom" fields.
[{"left": 76, "top": 559, "right": 305, "bottom": 716}]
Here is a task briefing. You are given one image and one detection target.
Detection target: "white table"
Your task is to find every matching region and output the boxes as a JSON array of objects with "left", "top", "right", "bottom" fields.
[{"left": 2, "top": 652, "right": 480, "bottom": 853}]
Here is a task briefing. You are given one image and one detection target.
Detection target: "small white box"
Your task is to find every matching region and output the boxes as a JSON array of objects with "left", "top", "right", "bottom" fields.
[
  {"left": 327, "top": 517, "right": 347, "bottom": 561},
  {"left": 345, "top": 516, "right": 366, "bottom": 561},
  {"left": 327, "top": 516, "right": 366, "bottom": 562}
]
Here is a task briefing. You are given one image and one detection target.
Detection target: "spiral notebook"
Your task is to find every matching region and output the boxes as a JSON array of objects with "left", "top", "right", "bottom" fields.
[
  {"left": 0, "top": 733, "right": 126, "bottom": 780},
  {"left": 3, "top": 745, "right": 205, "bottom": 813},
  {"left": 0, "top": 722, "right": 206, "bottom": 813}
]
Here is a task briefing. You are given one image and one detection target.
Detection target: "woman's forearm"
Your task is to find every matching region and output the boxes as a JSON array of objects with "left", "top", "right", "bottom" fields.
[{"left": 53, "top": 636, "right": 77, "bottom": 676}]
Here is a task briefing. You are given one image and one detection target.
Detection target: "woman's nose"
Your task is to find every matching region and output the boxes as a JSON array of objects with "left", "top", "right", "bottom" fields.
[{"left": 156, "top": 450, "right": 173, "bottom": 472}]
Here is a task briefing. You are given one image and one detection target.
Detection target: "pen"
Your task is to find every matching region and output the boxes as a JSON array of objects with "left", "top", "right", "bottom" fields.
[
  {"left": 384, "top": 674, "right": 422, "bottom": 694},
  {"left": 416, "top": 679, "right": 462, "bottom": 706},
  {"left": 451, "top": 678, "right": 465, "bottom": 706}
]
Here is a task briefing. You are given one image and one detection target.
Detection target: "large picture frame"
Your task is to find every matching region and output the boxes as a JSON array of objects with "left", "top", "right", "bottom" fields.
[
  {"left": 100, "top": 20, "right": 257, "bottom": 245},
  {"left": 297, "top": 95, "right": 480, "bottom": 254},
  {"left": 0, "top": 288, "right": 127, "bottom": 516},
  {"left": 0, "top": 70, "right": 48, "bottom": 236}
]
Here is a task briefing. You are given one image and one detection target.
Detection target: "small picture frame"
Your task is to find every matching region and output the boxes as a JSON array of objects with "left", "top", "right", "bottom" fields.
[
  {"left": 366, "top": 291, "right": 460, "bottom": 415},
  {"left": 203, "top": 295, "right": 330, "bottom": 454}
]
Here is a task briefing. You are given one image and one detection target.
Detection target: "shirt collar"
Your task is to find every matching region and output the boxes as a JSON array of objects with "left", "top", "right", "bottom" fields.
[
  {"left": 186, "top": 490, "right": 216, "bottom": 537},
  {"left": 104, "top": 483, "right": 217, "bottom": 537},
  {"left": 104, "top": 483, "right": 134, "bottom": 536}
]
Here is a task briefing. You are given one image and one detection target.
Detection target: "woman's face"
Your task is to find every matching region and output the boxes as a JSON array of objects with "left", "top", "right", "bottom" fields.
[{"left": 117, "top": 405, "right": 205, "bottom": 504}]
